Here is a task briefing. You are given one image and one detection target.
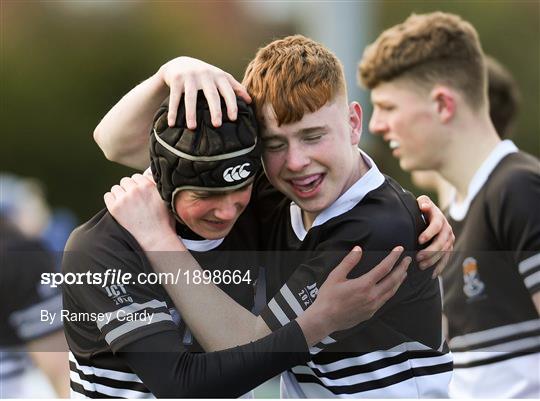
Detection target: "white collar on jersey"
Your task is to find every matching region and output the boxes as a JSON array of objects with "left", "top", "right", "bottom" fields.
[
  {"left": 290, "top": 150, "right": 386, "bottom": 241},
  {"left": 448, "top": 139, "right": 518, "bottom": 221},
  {"left": 179, "top": 236, "right": 224, "bottom": 252}
]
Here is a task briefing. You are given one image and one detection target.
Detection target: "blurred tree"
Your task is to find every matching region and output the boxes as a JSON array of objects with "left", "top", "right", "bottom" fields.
[
  {"left": 2, "top": 1, "right": 537, "bottom": 218},
  {"left": 1, "top": 1, "right": 291, "bottom": 220}
]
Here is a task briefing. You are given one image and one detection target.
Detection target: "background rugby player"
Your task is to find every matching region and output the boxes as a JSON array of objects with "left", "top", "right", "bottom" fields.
[
  {"left": 360, "top": 11, "right": 540, "bottom": 398},
  {"left": 410, "top": 54, "right": 522, "bottom": 210}
]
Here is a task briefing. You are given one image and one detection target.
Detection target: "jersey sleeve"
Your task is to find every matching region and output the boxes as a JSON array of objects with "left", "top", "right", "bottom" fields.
[
  {"left": 62, "top": 214, "right": 178, "bottom": 352},
  {"left": 119, "top": 320, "right": 309, "bottom": 398},
  {"left": 488, "top": 164, "right": 540, "bottom": 296},
  {"left": 0, "top": 236, "right": 63, "bottom": 345},
  {"left": 260, "top": 218, "right": 421, "bottom": 355}
]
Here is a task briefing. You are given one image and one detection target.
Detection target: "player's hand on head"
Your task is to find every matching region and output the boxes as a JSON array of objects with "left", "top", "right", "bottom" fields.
[
  {"left": 416, "top": 195, "right": 455, "bottom": 278},
  {"left": 315, "top": 246, "right": 410, "bottom": 333},
  {"left": 157, "top": 56, "right": 251, "bottom": 129},
  {"left": 104, "top": 173, "right": 176, "bottom": 249}
]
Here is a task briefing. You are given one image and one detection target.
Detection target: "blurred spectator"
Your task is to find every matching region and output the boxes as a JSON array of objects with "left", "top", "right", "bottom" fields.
[
  {"left": 0, "top": 217, "right": 69, "bottom": 398},
  {"left": 0, "top": 173, "right": 77, "bottom": 262}
]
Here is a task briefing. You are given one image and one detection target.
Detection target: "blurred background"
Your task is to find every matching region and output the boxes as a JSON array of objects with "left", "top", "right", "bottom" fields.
[
  {"left": 1, "top": 0, "right": 539, "bottom": 398},
  {"left": 2, "top": 0, "right": 538, "bottom": 222}
]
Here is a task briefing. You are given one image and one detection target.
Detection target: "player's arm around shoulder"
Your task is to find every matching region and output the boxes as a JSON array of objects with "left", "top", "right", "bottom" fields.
[{"left": 327, "top": 202, "right": 434, "bottom": 303}]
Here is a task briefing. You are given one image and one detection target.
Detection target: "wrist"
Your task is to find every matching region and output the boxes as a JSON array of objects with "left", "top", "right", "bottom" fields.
[
  {"left": 152, "top": 67, "right": 171, "bottom": 96},
  {"left": 139, "top": 230, "right": 185, "bottom": 252},
  {"left": 296, "top": 306, "right": 333, "bottom": 347}
]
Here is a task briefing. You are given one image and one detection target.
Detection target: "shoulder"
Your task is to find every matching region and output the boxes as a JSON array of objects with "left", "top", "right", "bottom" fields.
[
  {"left": 485, "top": 152, "right": 540, "bottom": 207},
  {"left": 65, "top": 209, "right": 141, "bottom": 253},
  {"left": 63, "top": 209, "right": 144, "bottom": 274},
  {"left": 320, "top": 177, "right": 423, "bottom": 251}
]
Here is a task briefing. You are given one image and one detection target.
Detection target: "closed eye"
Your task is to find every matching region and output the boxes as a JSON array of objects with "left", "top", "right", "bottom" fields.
[
  {"left": 304, "top": 134, "right": 323, "bottom": 142},
  {"left": 263, "top": 140, "right": 286, "bottom": 151},
  {"left": 376, "top": 104, "right": 395, "bottom": 112}
]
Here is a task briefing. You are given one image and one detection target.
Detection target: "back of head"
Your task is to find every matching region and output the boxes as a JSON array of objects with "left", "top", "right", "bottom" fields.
[
  {"left": 150, "top": 93, "right": 260, "bottom": 214},
  {"left": 359, "top": 12, "right": 487, "bottom": 110},
  {"left": 485, "top": 55, "right": 521, "bottom": 138},
  {"left": 243, "top": 35, "right": 347, "bottom": 126}
]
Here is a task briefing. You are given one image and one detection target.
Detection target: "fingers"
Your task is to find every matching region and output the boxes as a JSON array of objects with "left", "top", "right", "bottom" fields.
[
  {"left": 143, "top": 168, "right": 153, "bottom": 178},
  {"left": 108, "top": 174, "right": 154, "bottom": 203},
  {"left": 216, "top": 75, "right": 238, "bottom": 122},
  {"left": 419, "top": 217, "right": 443, "bottom": 246},
  {"left": 103, "top": 192, "right": 115, "bottom": 209},
  {"left": 432, "top": 251, "right": 451, "bottom": 279},
  {"left": 363, "top": 246, "right": 404, "bottom": 284},
  {"left": 417, "top": 194, "right": 431, "bottom": 211},
  {"left": 419, "top": 250, "right": 444, "bottom": 270},
  {"left": 376, "top": 256, "right": 411, "bottom": 302},
  {"left": 168, "top": 82, "right": 184, "bottom": 127},
  {"left": 417, "top": 195, "right": 441, "bottom": 245},
  {"left": 131, "top": 173, "right": 154, "bottom": 187},
  {"left": 228, "top": 76, "right": 251, "bottom": 104},
  {"left": 327, "top": 246, "right": 363, "bottom": 282},
  {"left": 417, "top": 218, "right": 453, "bottom": 267},
  {"left": 119, "top": 177, "right": 136, "bottom": 191},
  {"left": 110, "top": 184, "right": 124, "bottom": 198},
  {"left": 201, "top": 80, "right": 222, "bottom": 127},
  {"left": 183, "top": 78, "right": 198, "bottom": 130}
]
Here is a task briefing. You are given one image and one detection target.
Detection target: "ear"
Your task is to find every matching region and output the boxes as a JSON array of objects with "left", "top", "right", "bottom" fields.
[
  {"left": 430, "top": 86, "right": 456, "bottom": 123},
  {"left": 348, "top": 102, "right": 363, "bottom": 145}
]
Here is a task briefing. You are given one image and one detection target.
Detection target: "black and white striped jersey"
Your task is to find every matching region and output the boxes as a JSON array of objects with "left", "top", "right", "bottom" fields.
[
  {"left": 62, "top": 207, "right": 309, "bottom": 398},
  {"left": 0, "top": 222, "right": 64, "bottom": 398},
  {"left": 257, "top": 152, "right": 453, "bottom": 398},
  {"left": 443, "top": 140, "right": 540, "bottom": 398}
]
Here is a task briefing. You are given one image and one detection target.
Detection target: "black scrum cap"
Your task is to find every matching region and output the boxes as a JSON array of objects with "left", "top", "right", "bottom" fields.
[{"left": 150, "top": 92, "right": 261, "bottom": 216}]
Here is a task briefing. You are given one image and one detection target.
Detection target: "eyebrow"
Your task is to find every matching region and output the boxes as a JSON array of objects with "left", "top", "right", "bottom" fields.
[
  {"left": 371, "top": 98, "right": 392, "bottom": 107},
  {"left": 261, "top": 125, "right": 329, "bottom": 140},
  {"left": 192, "top": 186, "right": 249, "bottom": 197}
]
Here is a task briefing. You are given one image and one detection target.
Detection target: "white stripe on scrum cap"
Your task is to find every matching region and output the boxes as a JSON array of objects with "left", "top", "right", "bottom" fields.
[{"left": 154, "top": 128, "right": 257, "bottom": 162}]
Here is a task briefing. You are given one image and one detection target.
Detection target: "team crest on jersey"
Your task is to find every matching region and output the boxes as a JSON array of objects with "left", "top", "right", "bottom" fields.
[
  {"left": 104, "top": 284, "right": 133, "bottom": 306},
  {"left": 462, "top": 257, "right": 485, "bottom": 299}
]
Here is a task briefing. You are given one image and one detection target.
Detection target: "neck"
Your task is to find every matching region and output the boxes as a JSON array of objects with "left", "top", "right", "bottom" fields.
[
  {"left": 302, "top": 148, "right": 368, "bottom": 230},
  {"left": 438, "top": 115, "right": 501, "bottom": 204}
]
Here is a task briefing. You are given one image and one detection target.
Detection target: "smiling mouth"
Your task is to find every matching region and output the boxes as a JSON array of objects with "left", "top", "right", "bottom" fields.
[
  {"left": 389, "top": 140, "right": 400, "bottom": 150},
  {"left": 288, "top": 174, "right": 324, "bottom": 194},
  {"left": 203, "top": 219, "right": 232, "bottom": 227}
]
